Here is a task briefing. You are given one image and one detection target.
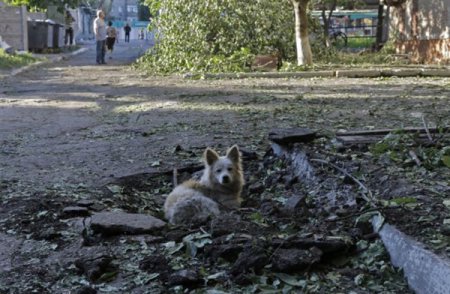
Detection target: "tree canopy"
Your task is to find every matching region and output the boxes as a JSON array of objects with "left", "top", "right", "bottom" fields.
[
  {"left": 139, "top": 0, "right": 295, "bottom": 73},
  {"left": 3, "top": 0, "right": 105, "bottom": 12},
  {"left": 4, "top": 0, "right": 80, "bottom": 11}
]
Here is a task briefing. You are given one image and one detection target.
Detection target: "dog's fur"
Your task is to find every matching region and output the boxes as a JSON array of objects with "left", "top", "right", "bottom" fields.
[{"left": 164, "top": 145, "right": 244, "bottom": 225}]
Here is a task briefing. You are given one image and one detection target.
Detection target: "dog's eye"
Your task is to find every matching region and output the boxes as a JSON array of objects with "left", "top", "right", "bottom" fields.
[
  {"left": 216, "top": 169, "right": 222, "bottom": 173},
  {"left": 227, "top": 167, "right": 233, "bottom": 172}
]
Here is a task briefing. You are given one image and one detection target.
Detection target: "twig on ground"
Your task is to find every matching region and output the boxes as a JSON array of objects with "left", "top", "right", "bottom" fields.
[
  {"left": 421, "top": 116, "right": 434, "bottom": 143},
  {"left": 325, "top": 207, "right": 384, "bottom": 222},
  {"left": 408, "top": 150, "right": 422, "bottom": 166},
  {"left": 172, "top": 168, "right": 178, "bottom": 187}
]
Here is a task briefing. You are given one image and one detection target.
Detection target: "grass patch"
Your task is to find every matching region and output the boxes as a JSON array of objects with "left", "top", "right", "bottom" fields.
[
  {"left": 0, "top": 49, "right": 40, "bottom": 70},
  {"left": 347, "top": 36, "right": 375, "bottom": 49},
  {"left": 280, "top": 41, "right": 406, "bottom": 71}
]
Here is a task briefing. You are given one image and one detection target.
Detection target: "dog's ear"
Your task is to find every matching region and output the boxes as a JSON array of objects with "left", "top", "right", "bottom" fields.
[
  {"left": 204, "top": 148, "right": 220, "bottom": 166},
  {"left": 226, "top": 145, "right": 240, "bottom": 163}
]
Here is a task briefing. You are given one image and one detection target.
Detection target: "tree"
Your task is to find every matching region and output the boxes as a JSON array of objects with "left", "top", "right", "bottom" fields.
[
  {"left": 139, "top": 0, "right": 294, "bottom": 73},
  {"left": 291, "top": 0, "right": 313, "bottom": 66},
  {"left": 4, "top": 0, "right": 80, "bottom": 11},
  {"left": 138, "top": 0, "right": 151, "bottom": 21}
]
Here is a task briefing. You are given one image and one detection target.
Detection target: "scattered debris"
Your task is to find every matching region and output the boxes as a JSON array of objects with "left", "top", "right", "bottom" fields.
[
  {"left": 4, "top": 126, "right": 449, "bottom": 292},
  {"left": 271, "top": 248, "right": 322, "bottom": 272},
  {"left": 75, "top": 255, "right": 116, "bottom": 282},
  {"left": 168, "top": 269, "right": 202, "bottom": 287}
]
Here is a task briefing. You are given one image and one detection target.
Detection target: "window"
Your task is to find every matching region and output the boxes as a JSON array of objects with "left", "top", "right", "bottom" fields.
[{"left": 127, "top": 5, "right": 138, "bottom": 13}]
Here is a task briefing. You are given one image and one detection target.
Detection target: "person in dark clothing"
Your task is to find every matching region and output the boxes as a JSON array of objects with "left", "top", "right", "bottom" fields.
[
  {"left": 124, "top": 23, "right": 131, "bottom": 42},
  {"left": 65, "top": 11, "right": 75, "bottom": 45},
  {"left": 106, "top": 21, "right": 117, "bottom": 59}
]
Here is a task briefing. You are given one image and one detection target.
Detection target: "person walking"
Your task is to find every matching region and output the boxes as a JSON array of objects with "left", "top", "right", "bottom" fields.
[
  {"left": 93, "top": 10, "right": 107, "bottom": 64},
  {"left": 64, "top": 11, "right": 75, "bottom": 46},
  {"left": 106, "top": 21, "right": 117, "bottom": 59},
  {"left": 124, "top": 23, "right": 131, "bottom": 43}
]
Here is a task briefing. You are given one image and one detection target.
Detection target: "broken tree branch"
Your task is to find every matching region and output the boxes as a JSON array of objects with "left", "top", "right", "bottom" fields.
[{"left": 310, "top": 158, "right": 376, "bottom": 207}]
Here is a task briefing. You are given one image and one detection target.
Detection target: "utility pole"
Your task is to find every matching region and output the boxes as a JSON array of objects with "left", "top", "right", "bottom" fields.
[{"left": 124, "top": 0, "right": 128, "bottom": 21}]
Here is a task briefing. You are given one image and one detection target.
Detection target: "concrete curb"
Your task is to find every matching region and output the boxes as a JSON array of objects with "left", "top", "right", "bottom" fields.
[
  {"left": 373, "top": 216, "right": 450, "bottom": 294},
  {"left": 200, "top": 71, "right": 335, "bottom": 79},
  {"left": 190, "top": 67, "right": 450, "bottom": 80},
  {"left": 10, "top": 47, "right": 88, "bottom": 77}
]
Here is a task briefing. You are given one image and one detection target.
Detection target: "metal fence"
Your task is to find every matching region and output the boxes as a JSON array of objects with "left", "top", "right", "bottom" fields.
[{"left": 332, "top": 25, "right": 377, "bottom": 38}]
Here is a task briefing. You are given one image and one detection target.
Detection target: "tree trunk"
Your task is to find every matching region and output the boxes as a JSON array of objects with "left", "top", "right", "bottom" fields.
[
  {"left": 375, "top": 3, "right": 384, "bottom": 51},
  {"left": 322, "top": 9, "right": 331, "bottom": 47},
  {"left": 292, "top": 0, "right": 313, "bottom": 66},
  {"left": 321, "top": 0, "right": 337, "bottom": 47}
]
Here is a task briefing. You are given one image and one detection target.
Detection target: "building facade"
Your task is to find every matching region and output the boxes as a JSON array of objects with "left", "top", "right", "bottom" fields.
[
  {"left": 389, "top": 0, "right": 450, "bottom": 63},
  {"left": 109, "top": 0, "right": 139, "bottom": 23}
]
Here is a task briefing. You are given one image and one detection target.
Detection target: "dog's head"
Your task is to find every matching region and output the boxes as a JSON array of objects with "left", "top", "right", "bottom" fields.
[{"left": 204, "top": 145, "right": 242, "bottom": 186}]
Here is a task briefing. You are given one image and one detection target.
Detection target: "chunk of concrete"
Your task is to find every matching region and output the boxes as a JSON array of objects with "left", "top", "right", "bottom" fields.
[
  {"left": 271, "top": 248, "right": 321, "bottom": 272},
  {"left": 373, "top": 217, "right": 450, "bottom": 294},
  {"left": 62, "top": 206, "right": 90, "bottom": 217},
  {"left": 90, "top": 211, "right": 166, "bottom": 235},
  {"left": 268, "top": 128, "right": 316, "bottom": 145}
]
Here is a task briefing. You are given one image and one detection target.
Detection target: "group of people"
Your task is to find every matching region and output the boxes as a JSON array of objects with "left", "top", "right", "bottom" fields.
[
  {"left": 93, "top": 10, "right": 134, "bottom": 65},
  {"left": 64, "top": 9, "right": 137, "bottom": 65}
]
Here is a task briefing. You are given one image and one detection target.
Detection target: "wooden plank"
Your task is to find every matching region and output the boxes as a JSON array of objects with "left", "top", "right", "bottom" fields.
[
  {"left": 336, "top": 127, "right": 449, "bottom": 137},
  {"left": 336, "top": 135, "right": 384, "bottom": 145},
  {"left": 336, "top": 133, "right": 447, "bottom": 145}
]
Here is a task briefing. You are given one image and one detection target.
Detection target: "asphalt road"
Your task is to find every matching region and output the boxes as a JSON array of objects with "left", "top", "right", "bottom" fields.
[{"left": 0, "top": 39, "right": 155, "bottom": 187}]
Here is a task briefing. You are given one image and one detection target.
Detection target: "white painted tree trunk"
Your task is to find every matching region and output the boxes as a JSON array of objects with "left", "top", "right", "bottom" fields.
[{"left": 292, "top": 0, "right": 313, "bottom": 66}]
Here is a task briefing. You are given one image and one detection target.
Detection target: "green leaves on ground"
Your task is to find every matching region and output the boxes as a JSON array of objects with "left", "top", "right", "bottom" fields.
[
  {"left": 183, "top": 231, "right": 212, "bottom": 257},
  {"left": 370, "top": 132, "right": 450, "bottom": 170},
  {"left": 0, "top": 49, "right": 39, "bottom": 69}
]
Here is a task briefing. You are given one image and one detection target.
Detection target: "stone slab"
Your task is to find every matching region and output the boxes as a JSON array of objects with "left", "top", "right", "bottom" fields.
[
  {"left": 268, "top": 128, "right": 317, "bottom": 145},
  {"left": 90, "top": 211, "right": 166, "bottom": 235}
]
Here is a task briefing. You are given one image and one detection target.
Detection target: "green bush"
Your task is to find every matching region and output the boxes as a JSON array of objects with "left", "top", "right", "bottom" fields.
[{"left": 137, "top": 0, "right": 295, "bottom": 74}]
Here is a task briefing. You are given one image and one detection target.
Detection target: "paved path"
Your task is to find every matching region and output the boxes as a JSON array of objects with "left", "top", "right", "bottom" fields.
[
  {"left": 1, "top": 42, "right": 450, "bottom": 192},
  {"left": 0, "top": 40, "right": 155, "bottom": 187},
  {"left": 68, "top": 39, "right": 152, "bottom": 66}
]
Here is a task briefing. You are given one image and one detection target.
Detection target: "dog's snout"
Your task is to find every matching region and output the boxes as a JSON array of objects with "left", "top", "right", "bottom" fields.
[{"left": 222, "top": 175, "right": 230, "bottom": 184}]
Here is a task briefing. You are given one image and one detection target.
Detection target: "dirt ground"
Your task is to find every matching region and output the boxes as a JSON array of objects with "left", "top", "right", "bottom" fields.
[{"left": 0, "top": 40, "right": 449, "bottom": 293}]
